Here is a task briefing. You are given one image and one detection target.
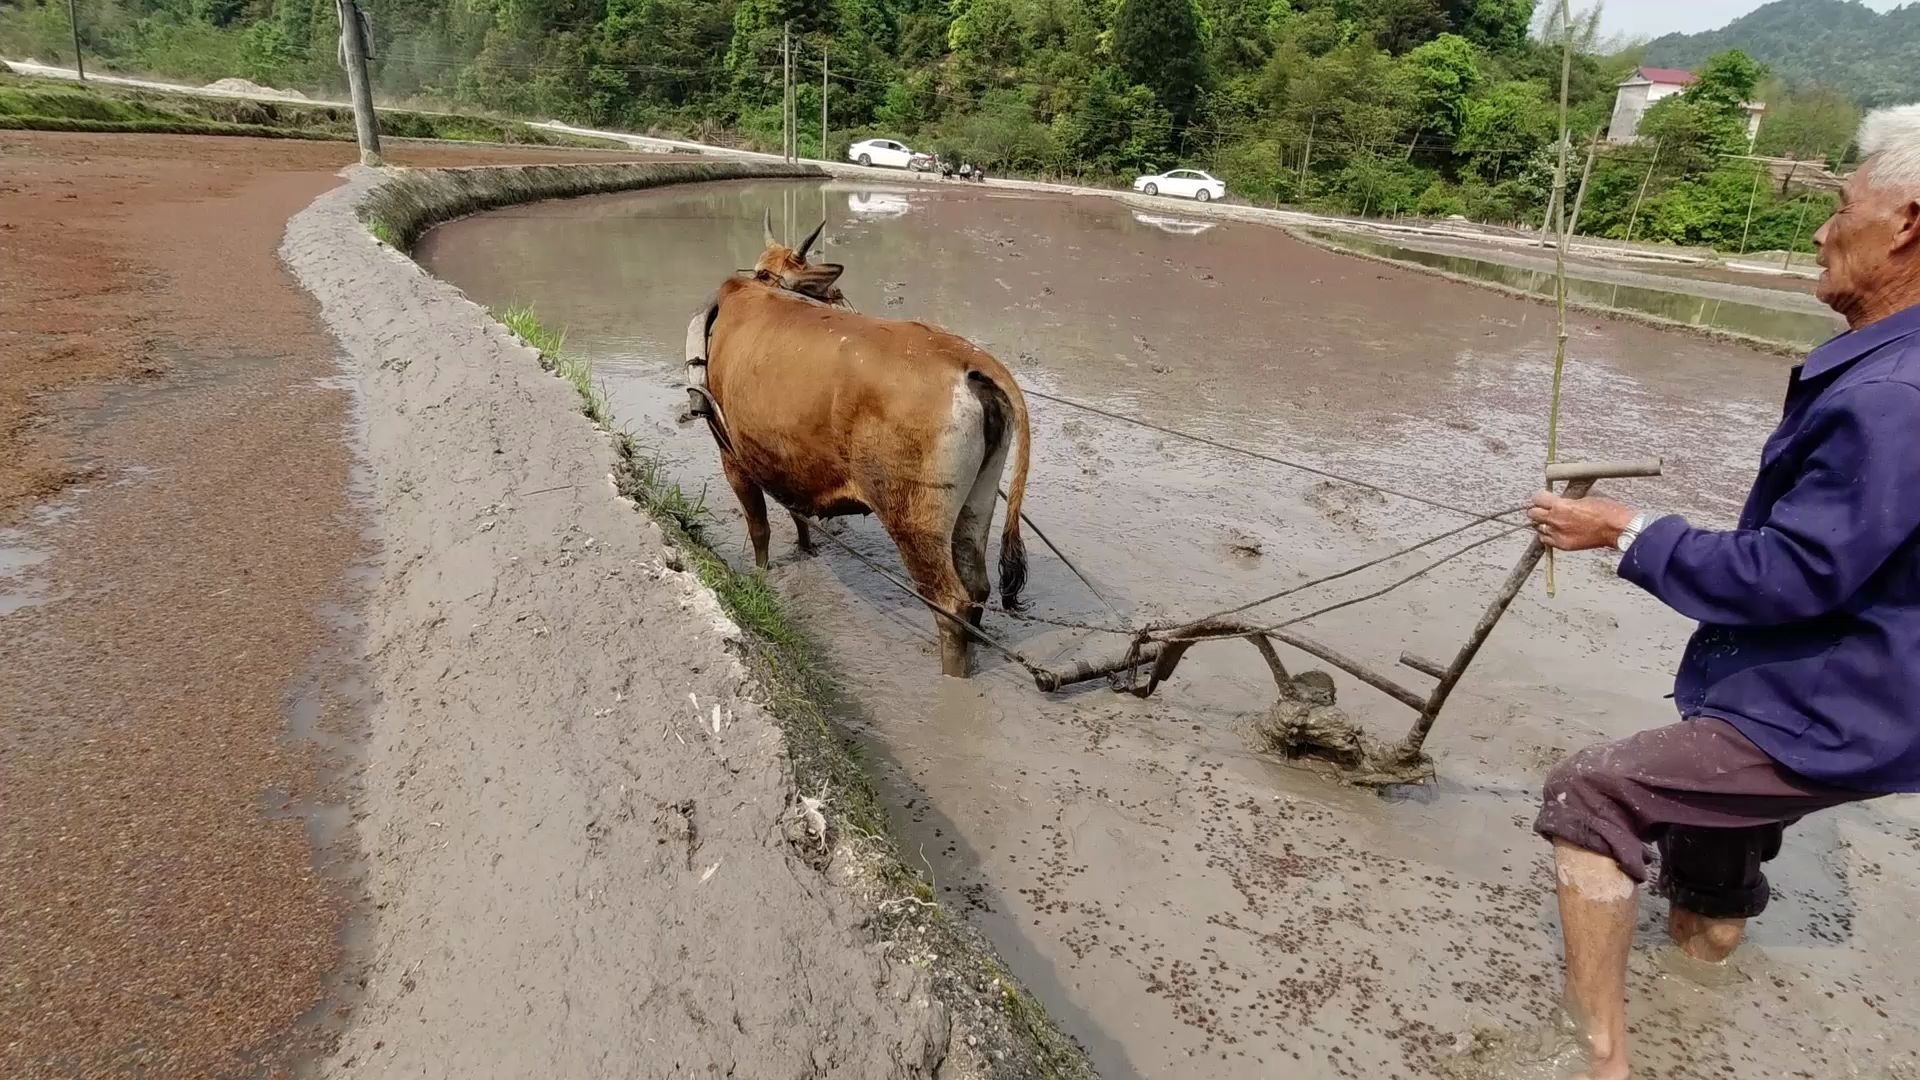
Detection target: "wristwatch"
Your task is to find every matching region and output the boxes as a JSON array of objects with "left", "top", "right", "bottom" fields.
[{"left": 1615, "top": 511, "right": 1649, "bottom": 553}]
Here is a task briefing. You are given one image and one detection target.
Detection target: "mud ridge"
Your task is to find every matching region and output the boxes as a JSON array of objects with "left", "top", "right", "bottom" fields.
[
  {"left": 1281, "top": 227, "right": 1809, "bottom": 358},
  {"left": 283, "top": 161, "right": 1092, "bottom": 1077}
]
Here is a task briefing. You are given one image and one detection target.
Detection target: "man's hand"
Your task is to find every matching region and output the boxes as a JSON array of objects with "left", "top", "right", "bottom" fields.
[{"left": 1529, "top": 491, "right": 1638, "bottom": 552}]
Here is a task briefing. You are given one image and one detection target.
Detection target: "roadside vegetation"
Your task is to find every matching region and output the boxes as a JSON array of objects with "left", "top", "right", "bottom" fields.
[
  {"left": 480, "top": 296, "right": 1094, "bottom": 1079},
  {"left": 3, "top": 0, "right": 1862, "bottom": 252},
  {"left": 0, "top": 68, "right": 621, "bottom": 146}
]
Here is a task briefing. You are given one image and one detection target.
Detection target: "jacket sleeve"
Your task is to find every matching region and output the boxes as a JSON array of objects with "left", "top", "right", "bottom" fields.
[{"left": 1619, "top": 381, "right": 1920, "bottom": 626}]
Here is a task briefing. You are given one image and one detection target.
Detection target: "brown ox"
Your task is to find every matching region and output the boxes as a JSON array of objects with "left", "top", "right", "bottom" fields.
[{"left": 691, "top": 217, "right": 1031, "bottom": 677}]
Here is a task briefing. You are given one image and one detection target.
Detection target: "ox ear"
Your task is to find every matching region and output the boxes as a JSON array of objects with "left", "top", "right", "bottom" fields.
[{"left": 782, "top": 262, "right": 845, "bottom": 301}]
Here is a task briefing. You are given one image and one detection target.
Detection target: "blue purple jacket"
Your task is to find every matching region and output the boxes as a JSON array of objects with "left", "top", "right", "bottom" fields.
[{"left": 1621, "top": 301, "right": 1920, "bottom": 793}]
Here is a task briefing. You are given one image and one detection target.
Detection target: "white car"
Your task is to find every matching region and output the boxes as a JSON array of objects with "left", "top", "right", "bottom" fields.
[
  {"left": 847, "top": 138, "right": 916, "bottom": 169},
  {"left": 1133, "top": 169, "right": 1227, "bottom": 202}
]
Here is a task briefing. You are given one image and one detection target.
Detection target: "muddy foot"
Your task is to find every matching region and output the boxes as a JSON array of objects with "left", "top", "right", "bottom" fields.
[
  {"left": 1442, "top": 1009, "right": 1592, "bottom": 1080},
  {"left": 1652, "top": 942, "right": 1752, "bottom": 988}
]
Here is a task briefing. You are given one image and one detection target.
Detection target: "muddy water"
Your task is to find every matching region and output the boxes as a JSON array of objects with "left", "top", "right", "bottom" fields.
[{"left": 419, "top": 181, "right": 1920, "bottom": 1079}]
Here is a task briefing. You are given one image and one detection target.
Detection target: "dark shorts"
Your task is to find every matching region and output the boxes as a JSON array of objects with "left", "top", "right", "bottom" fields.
[{"left": 1534, "top": 716, "right": 1878, "bottom": 918}]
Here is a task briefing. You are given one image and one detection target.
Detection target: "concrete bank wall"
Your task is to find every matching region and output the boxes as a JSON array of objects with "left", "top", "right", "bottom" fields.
[
  {"left": 284, "top": 160, "right": 1090, "bottom": 1079},
  {"left": 358, "top": 158, "right": 826, "bottom": 250}
]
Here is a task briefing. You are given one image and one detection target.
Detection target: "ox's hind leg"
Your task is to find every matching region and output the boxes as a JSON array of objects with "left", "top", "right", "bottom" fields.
[
  {"left": 889, "top": 524, "right": 976, "bottom": 678},
  {"left": 790, "top": 512, "right": 818, "bottom": 556},
  {"left": 720, "top": 456, "right": 772, "bottom": 570},
  {"left": 953, "top": 437, "right": 1011, "bottom": 628},
  {"left": 890, "top": 382, "right": 991, "bottom": 676}
]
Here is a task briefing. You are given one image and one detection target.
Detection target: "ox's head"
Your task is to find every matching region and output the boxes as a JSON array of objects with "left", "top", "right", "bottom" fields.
[{"left": 755, "top": 212, "right": 846, "bottom": 305}]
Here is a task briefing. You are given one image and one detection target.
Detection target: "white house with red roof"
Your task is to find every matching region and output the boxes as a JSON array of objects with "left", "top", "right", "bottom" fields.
[{"left": 1607, "top": 66, "right": 1765, "bottom": 145}]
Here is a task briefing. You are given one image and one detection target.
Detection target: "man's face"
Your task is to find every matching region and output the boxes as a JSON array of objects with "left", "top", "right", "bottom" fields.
[{"left": 1814, "top": 161, "right": 1916, "bottom": 320}]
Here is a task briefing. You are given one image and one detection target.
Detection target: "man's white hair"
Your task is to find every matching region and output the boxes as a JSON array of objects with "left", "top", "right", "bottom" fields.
[{"left": 1859, "top": 104, "right": 1920, "bottom": 193}]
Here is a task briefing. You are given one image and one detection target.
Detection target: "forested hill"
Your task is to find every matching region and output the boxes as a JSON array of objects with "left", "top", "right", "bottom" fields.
[{"left": 1643, "top": 0, "right": 1920, "bottom": 107}]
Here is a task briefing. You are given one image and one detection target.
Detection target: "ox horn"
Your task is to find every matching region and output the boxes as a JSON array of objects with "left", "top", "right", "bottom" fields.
[
  {"left": 763, "top": 209, "right": 778, "bottom": 249},
  {"left": 797, "top": 218, "right": 827, "bottom": 261}
]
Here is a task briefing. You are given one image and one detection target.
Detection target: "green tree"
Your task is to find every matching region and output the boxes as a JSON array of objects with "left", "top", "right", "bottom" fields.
[
  {"left": 1112, "top": 0, "right": 1206, "bottom": 122},
  {"left": 1685, "top": 48, "right": 1764, "bottom": 114},
  {"left": 1447, "top": 0, "right": 1534, "bottom": 54},
  {"left": 948, "top": 0, "right": 1025, "bottom": 73},
  {"left": 1753, "top": 81, "right": 1858, "bottom": 162},
  {"left": 1367, "top": 0, "right": 1450, "bottom": 55},
  {"left": 1457, "top": 78, "right": 1553, "bottom": 179},
  {"left": 1399, "top": 32, "right": 1479, "bottom": 139}
]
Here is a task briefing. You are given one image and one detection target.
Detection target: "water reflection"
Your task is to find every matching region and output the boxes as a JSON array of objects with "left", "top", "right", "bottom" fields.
[
  {"left": 1313, "top": 231, "right": 1843, "bottom": 348},
  {"left": 0, "top": 530, "right": 52, "bottom": 615},
  {"left": 847, "top": 191, "right": 912, "bottom": 217},
  {"left": 1131, "top": 212, "right": 1216, "bottom": 236}
]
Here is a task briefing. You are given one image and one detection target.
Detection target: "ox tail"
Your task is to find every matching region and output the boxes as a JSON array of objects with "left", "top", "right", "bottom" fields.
[{"left": 968, "top": 366, "right": 1030, "bottom": 608}]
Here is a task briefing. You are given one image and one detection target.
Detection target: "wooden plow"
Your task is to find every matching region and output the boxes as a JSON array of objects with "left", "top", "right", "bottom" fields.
[{"left": 1031, "top": 458, "right": 1662, "bottom": 786}]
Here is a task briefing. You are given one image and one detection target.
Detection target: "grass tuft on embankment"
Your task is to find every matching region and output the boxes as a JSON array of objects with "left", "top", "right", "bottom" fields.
[
  {"left": 494, "top": 304, "right": 610, "bottom": 427},
  {"left": 493, "top": 302, "right": 1092, "bottom": 1080}
]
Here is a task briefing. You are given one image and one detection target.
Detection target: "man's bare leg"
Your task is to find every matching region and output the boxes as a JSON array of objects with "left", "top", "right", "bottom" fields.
[
  {"left": 1553, "top": 840, "right": 1638, "bottom": 1080},
  {"left": 1667, "top": 907, "right": 1746, "bottom": 963}
]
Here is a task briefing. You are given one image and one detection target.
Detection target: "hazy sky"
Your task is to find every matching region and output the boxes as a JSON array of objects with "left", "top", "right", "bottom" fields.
[{"left": 1599, "top": 0, "right": 1906, "bottom": 39}]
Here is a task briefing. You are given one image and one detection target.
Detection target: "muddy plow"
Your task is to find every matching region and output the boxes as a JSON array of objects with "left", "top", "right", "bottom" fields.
[{"left": 1031, "top": 458, "right": 1663, "bottom": 786}]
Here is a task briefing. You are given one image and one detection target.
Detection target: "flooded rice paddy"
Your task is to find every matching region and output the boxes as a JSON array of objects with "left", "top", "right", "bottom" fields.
[{"left": 418, "top": 180, "right": 1920, "bottom": 1079}]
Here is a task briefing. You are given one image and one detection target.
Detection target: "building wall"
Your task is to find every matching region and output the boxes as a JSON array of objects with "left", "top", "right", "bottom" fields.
[{"left": 1607, "top": 82, "right": 1653, "bottom": 143}]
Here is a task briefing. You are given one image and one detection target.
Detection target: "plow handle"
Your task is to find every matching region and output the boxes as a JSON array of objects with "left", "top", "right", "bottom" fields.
[{"left": 1544, "top": 457, "right": 1662, "bottom": 483}]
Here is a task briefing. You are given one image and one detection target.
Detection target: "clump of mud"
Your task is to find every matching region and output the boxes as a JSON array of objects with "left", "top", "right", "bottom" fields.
[{"left": 1252, "top": 669, "right": 1433, "bottom": 787}]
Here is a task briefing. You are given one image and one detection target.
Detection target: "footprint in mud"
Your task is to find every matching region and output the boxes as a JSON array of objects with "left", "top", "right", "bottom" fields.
[
  {"left": 1303, "top": 479, "right": 1389, "bottom": 532},
  {"left": 1060, "top": 418, "right": 1097, "bottom": 454},
  {"left": 1221, "top": 530, "right": 1265, "bottom": 564},
  {"left": 1516, "top": 743, "right": 1569, "bottom": 772}
]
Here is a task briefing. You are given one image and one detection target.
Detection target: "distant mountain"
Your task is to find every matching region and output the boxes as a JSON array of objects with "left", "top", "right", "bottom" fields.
[{"left": 1643, "top": 0, "right": 1920, "bottom": 106}]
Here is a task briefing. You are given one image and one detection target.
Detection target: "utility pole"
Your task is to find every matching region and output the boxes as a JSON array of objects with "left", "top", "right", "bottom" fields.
[
  {"left": 820, "top": 46, "right": 828, "bottom": 162},
  {"left": 67, "top": 0, "right": 84, "bottom": 80},
  {"left": 336, "top": 0, "right": 381, "bottom": 165},
  {"left": 781, "top": 23, "right": 793, "bottom": 162},
  {"left": 1623, "top": 138, "right": 1661, "bottom": 244}
]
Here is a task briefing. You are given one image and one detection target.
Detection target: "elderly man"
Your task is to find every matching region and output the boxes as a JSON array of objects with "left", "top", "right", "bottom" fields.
[{"left": 1527, "top": 104, "right": 1920, "bottom": 1079}]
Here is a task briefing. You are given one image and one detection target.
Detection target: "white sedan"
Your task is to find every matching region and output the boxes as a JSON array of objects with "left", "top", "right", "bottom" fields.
[
  {"left": 1133, "top": 169, "right": 1227, "bottom": 202},
  {"left": 847, "top": 138, "right": 916, "bottom": 169}
]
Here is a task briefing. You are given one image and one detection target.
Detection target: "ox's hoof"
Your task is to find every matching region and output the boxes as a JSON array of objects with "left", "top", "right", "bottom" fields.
[{"left": 940, "top": 636, "right": 972, "bottom": 679}]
